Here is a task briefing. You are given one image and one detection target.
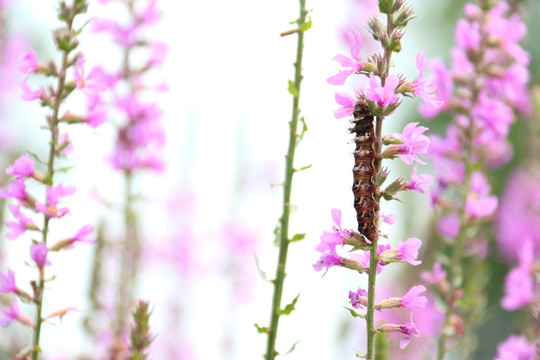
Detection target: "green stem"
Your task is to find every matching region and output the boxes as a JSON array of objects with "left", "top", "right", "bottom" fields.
[
  {"left": 264, "top": 1, "right": 307, "bottom": 359},
  {"left": 31, "top": 39, "right": 70, "bottom": 360},
  {"left": 366, "top": 10, "right": 393, "bottom": 359}
]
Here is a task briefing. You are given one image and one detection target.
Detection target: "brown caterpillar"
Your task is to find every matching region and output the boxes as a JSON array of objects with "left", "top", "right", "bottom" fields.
[{"left": 350, "top": 97, "right": 378, "bottom": 244}]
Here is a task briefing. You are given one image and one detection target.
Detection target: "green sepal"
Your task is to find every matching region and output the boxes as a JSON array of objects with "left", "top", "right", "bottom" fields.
[
  {"left": 299, "top": 17, "right": 312, "bottom": 32},
  {"left": 344, "top": 306, "right": 366, "bottom": 319},
  {"left": 287, "top": 80, "right": 298, "bottom": 97},
  {"left": 278, "top": 294, "right": 300, "bottom": 316},
  {"left": 290, "top": 233, "right": 305, "bottom": 243},
  {"left": 254, "top": 323, "right": 269, "bottom": 334}
]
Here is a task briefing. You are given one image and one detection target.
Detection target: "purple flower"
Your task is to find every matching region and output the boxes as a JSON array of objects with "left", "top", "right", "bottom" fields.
[
  {"left": 6, "top": 155, "right": 34, "bottom": 178},
  {"left": 349, "top": 287, "right": 368, "bottom": 309},
  {"left": 35, "top": 184, "right": 76, "bottom": 218},
  {"left": 465, "top": 172, "right": 498, "bottom": 219},
  {"left": 406, "top": 165, "right": 433, "bottom": 193},
  {"left": 397, "top": 237, "right": 422, "bottom": 265},
  {"left": 333, "top": 92, "right": 356, "bottom": 119},
  {"left": 5, "top": 204, "right": 37, "bottom": 240},
  {"left": 313, "top": 251, "right": 344, "bottom": 277},
  {"left": 398, "top": 321, "right": 420, "bottom": 349},
  {"left": 421, "top": 262, "right": 447, "bottom": 284},
  {"left": 396, "top": 122, "right": 430, "bottom": 165},
  {"left": 364, "top": 73, "right": 402, "bottom": 106},
  {"left": 0, "top": 269, "right": 16, "bottom": 293},
  {"left": 71, "top": 225, "right": 96, "bottom": 244},
  {"left": 30, "top": 242, "right": 50, "bottom": 268},
  {"left": 327, "top": 31, "right": 363, "bottom": 86},
  {"left": 400, "top": 285, "right": 427, "bottom": 309},
  {"left": 495, "top": 335, "right": 536, "bottom": 360},
  {"left": 0, "top": 299, "right": 34, "bottom": 328},
  {"left": 315, "top": 209, "right": 350, "bottom": 253},
  {"left": 412, "top": 52, "right": 444, "bottom": 112}
]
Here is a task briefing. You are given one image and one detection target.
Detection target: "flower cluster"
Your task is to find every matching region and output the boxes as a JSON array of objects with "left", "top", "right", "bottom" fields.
[
  {"left": 0, "top": 1, "right": 100, "bottom": 356},
  {"left": 315, "top": 0, "right": 442, "bottom": 355},
  {"left": 417, "top": 1, "right": 532, "bottom": 357},
  {"left": 91, "top": 0, "right": 167, "bottom": 172}
]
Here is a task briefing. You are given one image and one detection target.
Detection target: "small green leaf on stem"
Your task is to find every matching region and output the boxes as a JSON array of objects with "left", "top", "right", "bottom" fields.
[
  {"left": 273, "top": 225, "right": 281, "bottom": 247},
  {"left": 255, "top": 323, "right": 269, "bottom": 334},
  {"left": 43, "top": 174, "right": 53, "bottom": 186},
  {"left": 254, "top": 255, "right": 270, "bottom": 283},
  {"left": 344, "top": 307, "right": 366, "bottom": 319},
  {"left": 26, "top": 150, "right": 47, "bottom": 165},
  {"left": 299, "top": 17, "right": 312, "bottom": 32},
  {"left": 287, "top": 80, "right": 298, "bottom": 97},
  {"left": 355, "top": 350, "right": 367, "bottom": 358},
  {"left": 283, "top": 340, "right": 300, "bottom": 355},
  {"left": 294, "top": 164, "right": 312, "bottom": 172},
  {"left": 278, "top": 294, "right": 300, "bottom": 316},
  {"left": 290, "top": 233, "right": 305, "bottom": 243}
]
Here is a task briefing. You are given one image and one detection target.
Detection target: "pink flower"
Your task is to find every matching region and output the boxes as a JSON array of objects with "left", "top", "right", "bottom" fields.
[
  {"left": 0, "top": 178, "right": 29, "bottom": 203},
  {"left": 455, "top": 19, "right": 481, "bottom": 51},
  {"left": 495, "top": 335, "right": 536, "bottom": 360},
  {"left": 365, "top": 73, "right": 401, "bottom": 106},
  {"left": 327, "top": 31, "right": 363, "bottom": 86},
  {"left": 6, "top": 155, "right": 34, "bottom": 178},
  {"left": 471, "top": 93, "right": 514, "bottom": 145},
  {"left": 0, "top": 269, "right": 16, "bottom": 293},
  {"left": 71, "top": 225, "right": 96, "bottom": 244},
  {"left": 315, "top": 209, "right": 350, "bottom": 253},
  {"left": 400, "top": 285, "right": 427, "bottom": 309},
  {"left": 465, "top": 172, "right": 498, "bottom": 219},
  {"left": 421, "top": 262, "right": 447, "bottom": 284},
  {"left": 30, "top": 242, "right": 50, "bottom": 268},
  {"left": 419, "top": 58, "right": 453, "bottom": 119},
  {"left": 20, "top": 78, "right": 43, "bottom": 101},
  {"left": 396, "top": 122, "right": 430, "bottom": 165},
  {"left": 413, "top": 52, "right": 444, "bottom": 112},
  {"left": 398, "top": 321, "right": 420, "bottom": 349},
  {"left": 149, "top": 41, "right": 168, "bottom": 67},
  {"left": 313, "top": 251, "right": 344, "bottom": 277},
  {"left": 380, "top": 212, "right": 396, "bottom": 225},
  {"left": 406, "top": 165, "right": 433, "bottom": 193},
  {"left": 35, "top": 184, "right": 76, "bottom": 218},
  {"left": 349, "top": 287, "right": 368, "bottom": 309},
  {"left": 437, "top": 212, "right": 460, "bottom": 238},
  {"left": 352, "top": 244, "right": 390, "bottom": 274},
  {"left": 501, "top": 240, "right": 534, "bottom": 311},
  {"left": 397, "top": 237, "right": 422, "bottom": 265},
  {"left": 5, "top": 204, "right": 37, "bottom": 240},
  {"left": 333, "top": 92, "right": 356, "bottom": 119},
  {"left": 85, "top": 106, "right": 108, "bottom": 128},
  {"left": 0, "top": 299, "right": 34, "bottom": 328},
  {"left": 18, "top": 51, "right": 38, "bottom": 75}
]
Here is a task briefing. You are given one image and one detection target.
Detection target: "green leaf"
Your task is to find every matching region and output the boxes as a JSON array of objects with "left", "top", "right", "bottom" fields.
[
  {"left": 273, "top": 225, "right": 281, "bottom": 247},
  {"left": 355, "top": 350, "right": 367, "bottom": 358},
  {"left": 295, "top": 164, "right": 312, "bottom": 172},
  {"left": 290, "top": 233, "right": 305, "bottom": 243},
  {"left": 278, "top": 294, "right": 300, "bottom": 316},
  {"left": 287, "top": 80, "right": 298, "bottom": 97},
  {"left": 26, "top": 150, "right": 47, "bottom": 165},
  {"left": 55, "top": 166, "right": 74, "bottom": 174},
  {"left": 254, "top": 323, "right": 269, "bottom": 334},
  {"left": 43, "top": 174, "right": 53, "bottom": 186},
  {"left": 289, "top": 204, "right": 298, "bottom": 213},
  {"left": 283, "top": 340, "right": 300, "bottom": 355},
  {"left": 254, "top": 255, "right": 270, "bottom": 283},
  {"left": 299, "top": 17, "right": 312, "bottom": 32},
  {"left": 344, "top": 307, "right": 366, "bottom": 319}
]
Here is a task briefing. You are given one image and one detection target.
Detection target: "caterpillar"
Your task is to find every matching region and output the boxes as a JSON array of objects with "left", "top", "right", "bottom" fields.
[{"left": 350, "top": 97, "right": 378, "bottom": 244}]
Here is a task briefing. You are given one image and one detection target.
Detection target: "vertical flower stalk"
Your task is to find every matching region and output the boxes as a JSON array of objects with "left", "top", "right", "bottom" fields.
[
  {"left": 418, "top": 1, "right": 530, "bottom": 358},
  {"left": 316, "top": 0, "right": 441, "bottom": 358},
  {"left": 90, "top": 0, "right": 166, "bottom": 354},
  {"left": 261, "top": 1, "right": 310, "bottom": 359},
  {"left": 0, "top": 0, "right": 104, "bottom": 358}
]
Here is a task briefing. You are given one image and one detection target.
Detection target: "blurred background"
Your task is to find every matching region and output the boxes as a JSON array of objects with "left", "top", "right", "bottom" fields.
[{"left": 0, "top": 0, "right": 538, "bottom": 359}]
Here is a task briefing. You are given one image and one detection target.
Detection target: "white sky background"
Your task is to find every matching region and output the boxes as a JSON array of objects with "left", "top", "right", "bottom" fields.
[{"left": 0, "top": 0, "right": 448, "bottom": 359}]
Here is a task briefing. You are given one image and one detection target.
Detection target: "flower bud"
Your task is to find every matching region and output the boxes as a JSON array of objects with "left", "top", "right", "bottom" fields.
[
  {"left": 378, "top": 297, "right": 402, "bottom": 309},
  {"left": 378, "top": 248, "right": 399, "bottom": 264},
  {"left": 342, "top": 258, "right": 366, "bottom": 273},
  {"left": 381, "top": 177, "right": 407, "bottom": 200},
  {"left": 382, "top": 134, "right": 404, "bottom": 145}
]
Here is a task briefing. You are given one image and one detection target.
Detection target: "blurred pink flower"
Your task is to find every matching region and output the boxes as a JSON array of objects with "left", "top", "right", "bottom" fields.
[
  {"left": 0, "top": 268, "right": 16, "bottom": 293},
  {"left": 495, "top": 334, "right": 535, "bottom": 360},
  {"left": 5, "top": 204, "right": 38, "bottom": 240},
  {"left": 6, "top": 155, "right": 34, "bottom": 178},
  {"left": 35, "top": 184, "right": 76, "bottom": 218},
  {"left": 0, "top": 299, "right": 33, "bottom": 328},
  {"left": 327, "top": 31, "right": 363, "bottom": 86},
  {"left": 333, "top": 91, "right": 356, "bottom": 119},
  {"left": 30, "top": 242, "right": 50, "bottom": 268},
  {"left": 413, "top": 52, "right": 444, "bottom": 112}
]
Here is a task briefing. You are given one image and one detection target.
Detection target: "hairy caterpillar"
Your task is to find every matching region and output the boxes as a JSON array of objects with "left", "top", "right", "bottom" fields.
[{"left": 350, "top": 97, "right": 378, "bottom": 244}]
